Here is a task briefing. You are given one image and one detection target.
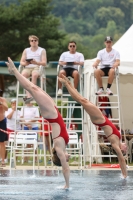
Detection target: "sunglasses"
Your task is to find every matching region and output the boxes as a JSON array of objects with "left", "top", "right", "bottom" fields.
[
  {"left": 106, "top": 41, "right": 112, "bottom": 43},
  {"left": 69, "top": 45, "right": 76, "bottom": 48},
  {"left": 30, "top": 40, "right": 37, "bottom": 42}
]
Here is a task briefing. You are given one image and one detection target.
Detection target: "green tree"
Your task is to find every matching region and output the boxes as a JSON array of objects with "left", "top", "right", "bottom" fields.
[
  {"left": 94, "top": 7, "right": 125, "bottom": 28},
  {"left": 51, "top": 0, "right": 133, "bottom": 59},
  {"left": 52, "top": 0, "right": 115, "bottom": 36},
  {"left": 1, "top": 0, "right": 133, "bottom": 60},
  {"left": 0, "top": 0, "right": 66, "bottom": 61},
  {"left": 113, "top": 0, "right": 133, "bottom": 30}
]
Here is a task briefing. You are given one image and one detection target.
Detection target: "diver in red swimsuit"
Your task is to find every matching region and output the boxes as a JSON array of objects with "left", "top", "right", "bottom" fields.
[
  {"left": 45, "top": 107, "right": 69, "bottom": 144},
  {"left": 93, "top": 115, "right": 121, "bottom": 139},
  {"left": 6, "top": 58, "right": 70, "bottom": 189},
  {"left": 58, "top": 74, "right": 127, "bottom": 179}
]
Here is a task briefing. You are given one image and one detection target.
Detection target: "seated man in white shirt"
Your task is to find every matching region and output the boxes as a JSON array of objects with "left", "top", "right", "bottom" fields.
[
  {"left": 93, "top": 36, "right": 120, "bottom": 95},
  {"left": 57, "top": 41, "right": 84, "bottom": 96},
  {"left": 20, "top": 102, "right": 39, "bottom": 131},
  {"left": 20, "top": 35, "right": 47, "bottom": 103}
]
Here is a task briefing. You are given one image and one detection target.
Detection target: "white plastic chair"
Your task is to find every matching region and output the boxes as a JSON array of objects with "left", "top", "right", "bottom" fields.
[
  {"left": 12, "top": 131, "right": 39, "bottom": 171},
  {"left": 66, "top": 131, "right": 83, "bottom": 169},
  {"left": 19, "top": 65, "right": 46, "bottom": 91}
]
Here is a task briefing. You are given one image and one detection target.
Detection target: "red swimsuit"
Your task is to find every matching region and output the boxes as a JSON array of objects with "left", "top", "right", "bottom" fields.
[
  {"left": 45, "top": 107, "right": 69, "bottom": 144},
  {"left": 93, "top": 115, "right": 121, "bottom": 139}
]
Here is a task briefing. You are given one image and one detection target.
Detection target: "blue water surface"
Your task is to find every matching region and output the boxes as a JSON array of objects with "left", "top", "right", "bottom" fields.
[{"left": 0, "top": 169, "right": 133, "bottom": 200}]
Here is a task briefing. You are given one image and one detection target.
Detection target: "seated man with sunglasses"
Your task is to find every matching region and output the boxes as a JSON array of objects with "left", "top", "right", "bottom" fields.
[
  {"left": 93, "top": 36, "right": 120, "bottom": 95},
  {"left": 57, "top": 41, "right": 84, "bottom": 96},
  {"left": 20, "top": 35, "right": 47, "bottom": 103}
]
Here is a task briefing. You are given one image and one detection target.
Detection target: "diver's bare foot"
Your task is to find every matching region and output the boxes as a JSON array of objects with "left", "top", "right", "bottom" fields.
[
  {"left": 5, "top": 57, "right": 17, "bottom": 75},
  {"left": 122, "top": 174, "right": 127, "bottom": 179},
  {"left": 58, "top": 77, "right": 66, "bottom": 84},
  {"left": 64, "top": 185, "right": 69, "bottom": 189},
  {"left": 61, "top": 74, "right": 72, "bottom": 86}
]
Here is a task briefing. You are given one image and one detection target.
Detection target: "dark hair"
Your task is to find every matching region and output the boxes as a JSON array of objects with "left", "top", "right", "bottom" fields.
[
  {"left": 52, "top": 148, "right": 61, "bottom": 166},
  {"left": 68, "top": 41, "right": 76, "bottom": 45},
  {"left": 0, "top": 89, "right": 3, "bottom": 97}
]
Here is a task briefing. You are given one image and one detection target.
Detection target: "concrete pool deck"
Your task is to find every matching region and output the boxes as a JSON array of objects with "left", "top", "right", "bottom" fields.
[{"left": 2, "top": 164, "right": 133, "bottom": 171}]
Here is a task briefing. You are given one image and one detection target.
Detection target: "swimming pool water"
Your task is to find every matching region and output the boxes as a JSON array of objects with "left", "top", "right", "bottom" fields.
[{"left": 0, "top": 169, "right": 133, "bottom": 200}]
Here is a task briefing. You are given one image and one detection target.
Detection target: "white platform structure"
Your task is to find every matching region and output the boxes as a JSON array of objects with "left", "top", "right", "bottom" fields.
[
  {"left": 55, "top": 64, "right": 84, "bottom": 168},
  {"left": 83, "top": 24, "right": 133, "bottom": 163},
  {"left": 8, "top": 64, "right": 54, "bottom": 170}
]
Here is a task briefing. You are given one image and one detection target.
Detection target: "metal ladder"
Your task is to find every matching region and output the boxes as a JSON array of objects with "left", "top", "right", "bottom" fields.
[
  {"left": 89, "top": 68, "right": 124, "bottom": 165},
  {"left": 55, "top": 64, "right": 84, "bottom": 168},
  {"left": 55, "top": 64, "right": 84, "bottom": 126},
  {"left": 11, "top": 65, "right": 54, "bottom": 169}
]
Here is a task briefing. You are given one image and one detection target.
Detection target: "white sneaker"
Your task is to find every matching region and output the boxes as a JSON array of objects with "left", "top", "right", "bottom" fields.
[
  {"left": 57, "top": 89, "right": 63, "bottom": 96},
  {"left": 106, "top": 88, "right": 113, "bottom": 95},
  {"left": 4, "top": 159, "right": 8, "bottom": 163},
  {"left": 95, "top": 88, "right": 104, "bottom": 95}
]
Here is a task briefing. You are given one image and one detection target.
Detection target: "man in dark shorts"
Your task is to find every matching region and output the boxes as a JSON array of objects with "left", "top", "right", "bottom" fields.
[
  {"left": 93, "top": 36, "right": 120, "bottom": 95},
  {"left": 0, "top": 89, "right": 8, "bottom": 166},
  {"left": 57, "top": 41, "right": 84, "bottom": 96}
]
